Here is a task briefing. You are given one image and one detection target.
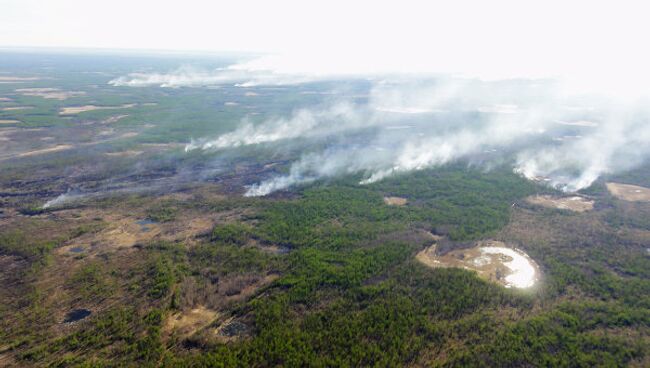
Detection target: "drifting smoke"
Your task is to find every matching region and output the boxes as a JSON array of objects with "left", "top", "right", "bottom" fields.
[
  {"left": 185, "top": 103, "right": 366, "bottom": 151},
  {"left": 109, "top": 56, "right": 650, "bottom": 196},
  {"left": 217, "top": 78, "right": 650, "bottom": 196},
  {"left": 42, "top": 191, "right": 82, "bottom": 209},
  {"left": 108, "top": 63, "right": 333, "bottom": 88}
]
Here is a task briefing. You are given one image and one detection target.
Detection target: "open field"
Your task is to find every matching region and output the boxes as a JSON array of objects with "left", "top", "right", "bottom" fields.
[
  {"left": 526, "top": 194, "right": 594, "bottom": 212},
  {"left": 607, "top": 182, "right": 650, "bottom": 202}
]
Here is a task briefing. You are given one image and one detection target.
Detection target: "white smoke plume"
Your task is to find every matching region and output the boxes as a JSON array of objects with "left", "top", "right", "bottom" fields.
[
  {"left": 108, "top": 63, "right": 333, "bottom": 88},
  {"left": 109, "top": 57, "right": 650, "bottom": 196},
  {"left": 215, "top": 79, "right": 650, "bottom": 196},
  {"left": 185, "top": 103, "right": 366, "bottom": 151},
  {"left": 42, "top": 191, "right": 82, "bottom": 209}
]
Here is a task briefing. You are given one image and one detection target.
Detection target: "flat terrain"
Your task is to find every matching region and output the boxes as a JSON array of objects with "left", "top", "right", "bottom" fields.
[
  {"left": 607, "top": 182, "right": 650, "bottom": 202},
  {"left": 526, "top": 194, "right": 594, "bottom": 212}
]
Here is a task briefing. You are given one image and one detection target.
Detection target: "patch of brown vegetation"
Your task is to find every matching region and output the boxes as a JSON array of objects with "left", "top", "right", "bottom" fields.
[
  {"left": 526, "top": 195, "right": 594, "bottom": 212},
  {"left": 1, "top": 106, "right": 32, "bottom": 111},
  {"left": 101, "top": 114, "right": 129, "bottom": 124},
  {"left": 16, "top": 88, "right": 85, "bottom": 100},
  {"left": 104, "top": 150, "right": 143, "bottom": 157},
  {"left": 0, "top": 76, "right": 40, "bottom": 81},
  {"left": 57, "top": 214, "right": 160, "bottom": 255},
  {"left": 59, "top": 104, "right": 136, "bottom": 115},
  {"left": 16, "top": 144, "right": 73, "bottom": 157},
  {"left": 384, "top": 196, "right": 408, "bottom": 206},
  {"left": 165, "top": 306, "right": 219, "bottom": 339},
  {"left": 606, "top": 182, "right": 650, "bottom": 202}
]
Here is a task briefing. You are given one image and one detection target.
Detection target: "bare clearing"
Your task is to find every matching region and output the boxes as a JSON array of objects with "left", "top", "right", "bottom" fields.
[
  {"left": 384, "top": 196, "right": 408, "bottom": 206},
  {"left": 105, "top": 150, "right": 143, "bottom": 157},
  {"left": 417, "top": 240, "right": 539, "bottom": 288},
  {"left": 59, "top": 104, "right": 136, "bottom": 115},
  {"left": 526, "top": 195, "right": 594, "bottom": 212},
  {"left": 16, "top": 88, "right": 85, "bottom": 100},
  {"left": 0, "top": 76, "right": 40, "bottom": 82},
  {"left": 1, "top": 106, "right": 33, "bottom": 111},
  {"left": 607, "top": 183, "right": 650, "bottom": 202},
  {"left": 0, "top": 119, "right": 20, "bottom": 124},
  {"left": 16, "top": 144, "right": 73, "bottom": 158},
  {"left": 101, "top": 114, "right": 129, "bottom": 124},
  {"left": 165, "top": 306, "right": 219, "bottom": 338}
]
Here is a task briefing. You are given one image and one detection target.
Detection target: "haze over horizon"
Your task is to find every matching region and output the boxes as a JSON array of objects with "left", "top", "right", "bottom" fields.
[{"left": 2, "top": 0, "right": 650, "bottom": 95}]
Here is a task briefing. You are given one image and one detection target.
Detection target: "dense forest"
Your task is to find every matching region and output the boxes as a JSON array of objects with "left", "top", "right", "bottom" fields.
[{"left": 2, "top": 164, "right": 648, "bottom": 367}]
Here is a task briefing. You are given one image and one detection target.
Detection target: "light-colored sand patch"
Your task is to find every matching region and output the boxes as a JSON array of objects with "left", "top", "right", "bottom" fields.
[
  {"left": 244, "top": 92, "right": 259, "bottom": 96},
  {"left": 165, "top": 306, "right": 218, "bottom": 338},
  {"left": 17, "top": 144, "right": 73, "bottom": 157},
  {"left": 224, "top": 102, "right": 239, "bottom": 106},
  {"left": 0, "top": 97, "right": 12, "bottom": 102},
  {"left": 1, "top": 106, "right": 32, "bottom": 111},
  {"left": 526, "top": 195, "right": 594, "bottom": 212},
  {"left": 0, "top": 76, "right": 40, "bottom": 82},
  {"left": 105, "top": 150, "right": 143, "bottom": 157},
  {"left": 101, "top": 114, "right": 129, "bottom": 124},
  {"left": 607, "top": 183, "right": 650, "bottom": 202},
  {"left": 0, "top": 119, "right": 20, "bottom": 124},
  {"left": 416, "top": 240, "right": 540, "bottom": 289},
  {"left": 384, "top": 196, "right": 408, "bottom": 206},
  {"left": 142, "top": 102, "right": 158, "bottom": 106},
  {"left": 16, "top": 88, "right": 85, "bottom": 100},
  {"left": 59, "top": 103, "right": 136, "bottom": 115}
]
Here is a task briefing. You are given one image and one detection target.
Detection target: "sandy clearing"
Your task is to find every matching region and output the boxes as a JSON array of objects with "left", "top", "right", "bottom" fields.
[
  {"left": 16, "top": 88, "right": 86, "bottom": 100},
  {"left": 105, "top": 150, "right": 144, "bottom": 157},
  {"left": 384, "top": 196, "right": 408, "bottom": 206},
  {"left": 0, "top": 76, "right": 40, "bottom": 82},
  {"left": 0, "top": 120, "right": 20, "bottom": 124},
  {"left": 0, "top": 97, "right": 13, "bottom": 102},
  {"left": 100, "top": 114, "right": 129, "bottom": 124},
  {"left": 165, "top": 306, "right": 219, "bottom": 338},
  {"left": 59, "top": 104, "right": 136, "bottom": 115},
  {"left": 1, "top": 106, "right": 33, "bottom": 111},
  {"left": 417, "top": 240, "right": 540, "bottom": 289},
  {"left": 526, "top": 195, "right": 594, "bottom": 212},
  {"left": 606, "top": 183, "right": 650, "bottom": 202},
  {"left": 16, "top": 144, "right": 73, "bottom": 157},
  {"left": 119, "top": 132, "right": 139, "bottom": 138}
]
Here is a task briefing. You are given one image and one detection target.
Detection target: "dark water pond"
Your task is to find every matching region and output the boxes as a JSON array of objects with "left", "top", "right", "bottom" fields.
[
  {"left": 70, "top": 246, "right": 84, "bottom": 253},
  {"left": 136, "top": 219, "right": 157, "bottom": 232},
  {"left": 64, "top": 309, "right": 92, "bottom": 323}
]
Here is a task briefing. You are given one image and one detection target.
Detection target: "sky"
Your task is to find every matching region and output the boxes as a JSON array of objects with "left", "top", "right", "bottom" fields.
[{"left": 1, "top": 0, "right": 649, "bottom": 84}]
